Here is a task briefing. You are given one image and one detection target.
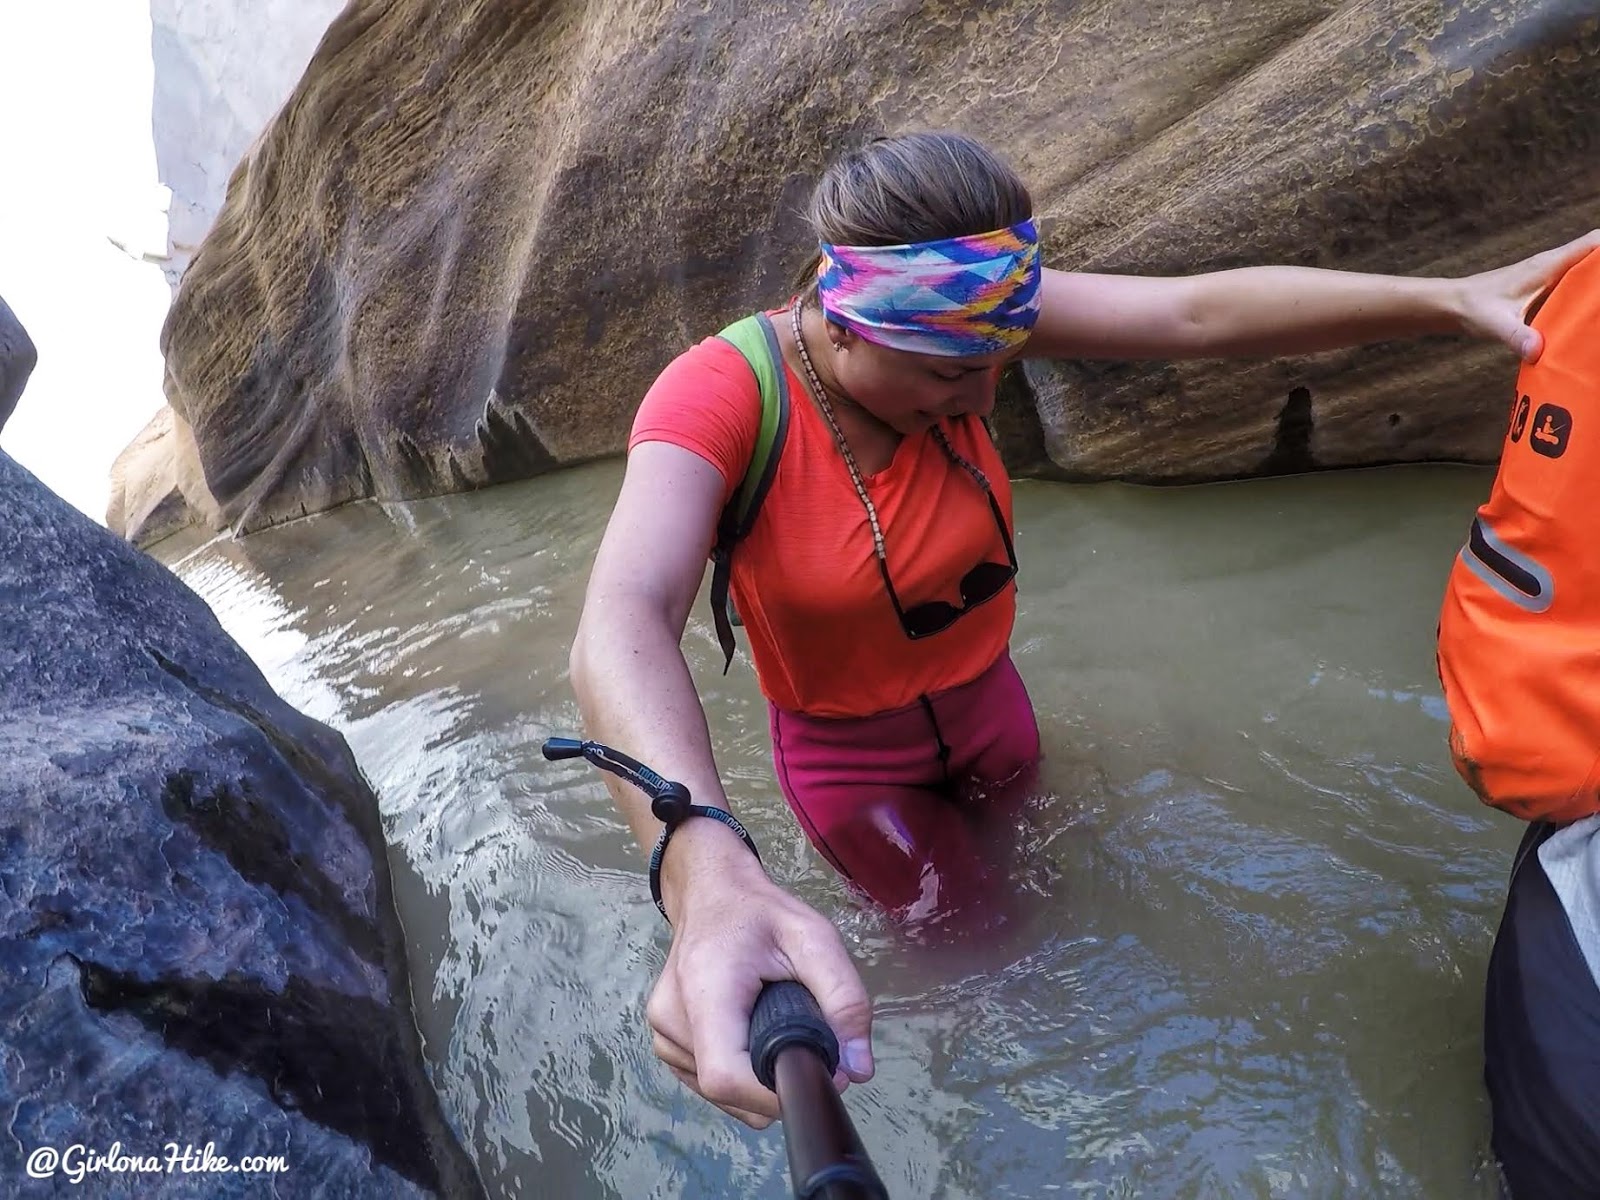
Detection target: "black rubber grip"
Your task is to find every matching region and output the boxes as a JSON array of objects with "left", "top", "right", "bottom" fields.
[
  {"left": 749, "top": 980, "right": 839, "bottom": 1091},
  {"left": 540, "top": 737, "right": 584, "bottom": 761}
]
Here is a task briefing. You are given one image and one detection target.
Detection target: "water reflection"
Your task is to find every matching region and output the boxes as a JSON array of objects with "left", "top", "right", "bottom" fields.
[{"left": 158, "top": 462, "right": 1517, "bottom": 1198}]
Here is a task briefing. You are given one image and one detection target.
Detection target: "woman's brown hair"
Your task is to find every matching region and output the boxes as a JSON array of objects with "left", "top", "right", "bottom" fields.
[{"left": 794, "top": 131, "right": 1034, "bottom": 295}]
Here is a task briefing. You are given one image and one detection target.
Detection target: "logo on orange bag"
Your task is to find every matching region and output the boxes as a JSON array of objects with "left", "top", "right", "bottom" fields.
[
  {"left": 1509, "top": 394, "right": 1531, "bottom": 443},
  {"left": 1529, "top": 403, "right": 1572, "bottom": 459}
]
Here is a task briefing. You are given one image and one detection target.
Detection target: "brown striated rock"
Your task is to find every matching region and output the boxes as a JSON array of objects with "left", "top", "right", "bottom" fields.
[
  {"left": 154, "top": 0, "right": 1600, "bottom": 533},
  {"left": 150, "top": 0, "right": 347, "bottom": 292}
]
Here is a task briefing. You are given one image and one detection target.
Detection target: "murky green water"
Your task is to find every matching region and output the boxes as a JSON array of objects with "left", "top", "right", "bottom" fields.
[{"left": 156, "top": 461, "right": 1517, "bottom": 1199}]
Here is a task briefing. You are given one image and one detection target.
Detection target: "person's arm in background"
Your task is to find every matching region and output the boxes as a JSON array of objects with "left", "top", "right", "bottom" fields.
[
  {"left": 568, "top": 440, "right": 874, "bottom": 1129},
  {"left": 1025, "top": 230, "right": 1600, "bottom": 363}
]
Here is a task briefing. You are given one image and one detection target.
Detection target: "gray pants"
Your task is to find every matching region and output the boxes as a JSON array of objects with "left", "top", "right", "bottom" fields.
[{"left": 1485, "top": 819, "right": 1600, "bottom": 1198}]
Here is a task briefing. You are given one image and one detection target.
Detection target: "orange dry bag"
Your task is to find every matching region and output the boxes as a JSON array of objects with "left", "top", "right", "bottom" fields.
[{"left": 1437, "top": 247, "right": 1600, "bottom": 823}]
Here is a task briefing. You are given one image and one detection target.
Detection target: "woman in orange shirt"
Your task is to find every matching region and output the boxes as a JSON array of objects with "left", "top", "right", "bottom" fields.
[{"left": 569, "top": 131, "right": 1599, "bottom": 1128}]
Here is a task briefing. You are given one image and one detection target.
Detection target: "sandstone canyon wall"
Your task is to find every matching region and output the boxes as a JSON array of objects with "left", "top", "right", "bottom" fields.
[{"left": 126, "top": 1, "right": 1600, "bottom": 540}]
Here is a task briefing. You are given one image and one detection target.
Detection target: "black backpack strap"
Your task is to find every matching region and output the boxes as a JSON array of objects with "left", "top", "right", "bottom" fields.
[{"left": 710, "top": 312, "right": 789, "bottom": 673}]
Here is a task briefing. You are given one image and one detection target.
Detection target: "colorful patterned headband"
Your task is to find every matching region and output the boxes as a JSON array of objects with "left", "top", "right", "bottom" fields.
[{"left": 817, "top": 219, "right": 1042, "bottom": 357}]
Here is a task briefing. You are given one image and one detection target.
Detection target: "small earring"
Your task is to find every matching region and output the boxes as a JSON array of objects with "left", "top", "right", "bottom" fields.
[{"left": 832, "top": 341, "right": 846, "bottom": 353}]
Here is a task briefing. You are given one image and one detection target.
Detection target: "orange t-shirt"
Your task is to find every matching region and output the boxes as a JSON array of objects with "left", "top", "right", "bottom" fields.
[{"left": 628, "top": 324, "right": 1016, "bottom": 718}]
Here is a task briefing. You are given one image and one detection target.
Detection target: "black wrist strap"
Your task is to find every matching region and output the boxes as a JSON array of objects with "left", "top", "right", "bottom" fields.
[{"left": 648, "top": 805, "right": 761, "bottom": 922}]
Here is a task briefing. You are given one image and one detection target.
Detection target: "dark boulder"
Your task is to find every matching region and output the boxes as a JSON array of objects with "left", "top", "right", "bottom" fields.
[
  {"left": 0, "top": 311, "right": 480, "bottom": 1197},
  {"left": 0, "top": 293, "right": 37, "bottom": 432}
]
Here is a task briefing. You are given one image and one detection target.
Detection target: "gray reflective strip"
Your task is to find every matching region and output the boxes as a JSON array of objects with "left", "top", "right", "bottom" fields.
[{"left": 1460, "top": 517, "right": 1554, "bottom": 613}]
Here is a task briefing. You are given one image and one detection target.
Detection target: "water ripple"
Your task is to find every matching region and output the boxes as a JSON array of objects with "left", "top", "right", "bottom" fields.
[{"left": 157, "top": 464, "right": 1516, "bottom": 1199}]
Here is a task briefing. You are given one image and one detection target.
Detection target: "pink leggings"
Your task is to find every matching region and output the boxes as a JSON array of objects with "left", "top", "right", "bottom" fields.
[{"left": 768, "top": 652, "right": 1042, "bottom": 915}]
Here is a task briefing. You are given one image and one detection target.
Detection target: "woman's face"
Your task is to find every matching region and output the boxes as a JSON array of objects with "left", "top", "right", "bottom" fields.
[{"left": 827, "top": 322, "right": 1017, "bottom": 434}]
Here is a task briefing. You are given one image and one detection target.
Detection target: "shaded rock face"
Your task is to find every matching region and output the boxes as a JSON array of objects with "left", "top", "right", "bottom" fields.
[
  {"left": 0, "top": 443, "right": 481, "bottom": 1189},
  {"left": 150, "top": 0, "right": 348, "bottom": 290},
  {"left": 157, "top": 0, "right": 1600, "bottom": 534},
  {"left": 107, "top": 406, "right": 187, "bottom": 545},
  {"left": 105, "top": 405, "right": 223, "bottom": 548}
]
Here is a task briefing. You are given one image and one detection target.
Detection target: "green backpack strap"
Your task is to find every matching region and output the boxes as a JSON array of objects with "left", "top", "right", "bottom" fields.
[{"left": 709, "top": 312, "right": 790, "bottom": 673}]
